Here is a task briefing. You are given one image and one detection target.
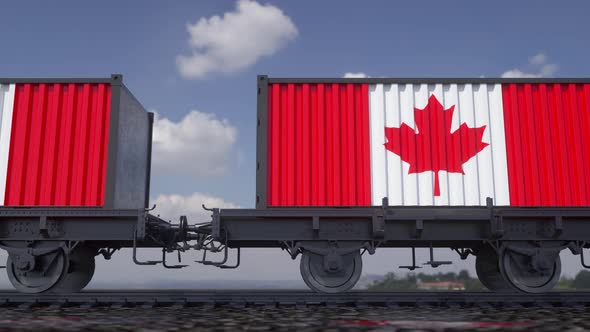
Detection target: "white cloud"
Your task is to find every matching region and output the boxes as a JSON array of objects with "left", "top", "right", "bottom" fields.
[
  {"left": 177, "top": 0, "right": 298, "bottom": 79},
  {"left": 152, "top": 192, "right": 239, "bottom": 223},
  {"left": 539, "top": 63, "right": 559, "bottom": 77},
  {"left": 529, "top": 53, "right": 547, "bottom": 66},
  {"left": 501, "top": 69, "right": 541, "bottom": 78},
  {"left": 501, "top": 53, "right": 559, "bottom": 78},
  {"left": 343, "top": 72, "right": 369, "bottom": 78},
  {"left": 152, "top": 110, "right": 237, "bottom": 177}
]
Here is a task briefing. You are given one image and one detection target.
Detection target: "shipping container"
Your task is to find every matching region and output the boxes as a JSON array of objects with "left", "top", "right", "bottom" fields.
[
  {"left": 0, "top": 75, "right": 152, "bottom": 209},
  {"left": 256, "top": 77, "right": 590, "bottom": 208}
]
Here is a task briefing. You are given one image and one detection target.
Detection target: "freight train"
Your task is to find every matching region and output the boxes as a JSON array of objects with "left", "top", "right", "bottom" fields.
[{"left": 0, "top": 74, "right": 589, "bottom": 294}]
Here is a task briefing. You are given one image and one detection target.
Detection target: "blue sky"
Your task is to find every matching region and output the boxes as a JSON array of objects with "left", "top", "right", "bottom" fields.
[{"left": 1, "top": 0, "right": 589, "bottom": 285}]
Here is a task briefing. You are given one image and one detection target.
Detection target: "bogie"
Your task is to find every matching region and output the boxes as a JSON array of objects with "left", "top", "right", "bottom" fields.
[
  {"left": 498, "top": 243, "right": 562, "bottom": 294},
  {"left": 6, "top": 244, "right": 69, "bottom": 294},
  {"left": 300, "top": 250, "right": 363, "bottom": 293},
  {"left": 53, "top": 246, "right": 97, "bottom": 292},
  {"left": 475, "top": 245, "right": 514, "bottom": 292}
]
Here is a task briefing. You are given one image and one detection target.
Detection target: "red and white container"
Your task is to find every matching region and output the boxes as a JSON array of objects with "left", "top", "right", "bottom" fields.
[
  {"left": 0, "top": 75, "right": 152, "bottom": 208},
  {"left": 256, "top": 77, "right": 590, "bottom": 208}
]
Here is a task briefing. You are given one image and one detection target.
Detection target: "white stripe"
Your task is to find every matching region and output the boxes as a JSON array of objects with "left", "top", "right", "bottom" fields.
[
  {"left": 474, "top": 84, "right": 493, "bottom": 205},
  {"left": 443, "top": 84, "right": 465, "bottom": 205},
  {"left": 487, "top": 84, "right": 510, "bottom": 205},
  {"left": 0, "top": 84, "right": 14, "bottom": 206},
  {"left": 458, "top": 84, "right": 480, "bottom": 205},
  {"left": 369, "top": 83, "right": 510, "bottom": 206},
  {"left": 384, "top": 84, "right": 402, "bottom": 205},
  {"left": 398, "top": 84, "right": 418, "bottom": 205},
  {"left": 369, "top": 84, "right": 387, "bottom": 205}
]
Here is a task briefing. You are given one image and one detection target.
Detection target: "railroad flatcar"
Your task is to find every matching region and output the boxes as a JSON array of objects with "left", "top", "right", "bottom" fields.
[{"left": 1, "top": 74, "right": 590, "bottom": 294}]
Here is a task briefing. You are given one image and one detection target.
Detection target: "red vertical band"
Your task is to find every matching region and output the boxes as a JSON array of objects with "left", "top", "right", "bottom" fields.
[
  {"left": 5, "top": 83, "right": 111, "bottom": 206},
  {"left": 360, "top": 84, "right": 371, "bottom": 205},
  {"left": 301, "top": 84, "right": 310, "bottom": 206},
  {"left": 502, "top": 83, "right": 590, "bottom": 206},
  {"left": 267, "top": 83, "right": 371, "bottom": 206}
]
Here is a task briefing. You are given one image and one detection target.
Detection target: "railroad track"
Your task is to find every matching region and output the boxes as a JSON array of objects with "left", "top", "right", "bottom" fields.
[{"left": 1, "top": 290, "right": 590, "bottom": 308}]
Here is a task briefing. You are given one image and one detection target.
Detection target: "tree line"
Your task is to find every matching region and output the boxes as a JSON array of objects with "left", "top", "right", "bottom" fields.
[{"left": 367, "top": 270, "right": 590, "bottom": 291}]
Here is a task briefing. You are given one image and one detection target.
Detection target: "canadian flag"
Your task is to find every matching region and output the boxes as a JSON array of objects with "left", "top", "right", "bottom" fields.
[
  {"left": 266, "top": 82, "right": 590, "bottom": 207},
  {"left": 370, "top": 84, "right": 507, "bottom": 206}
]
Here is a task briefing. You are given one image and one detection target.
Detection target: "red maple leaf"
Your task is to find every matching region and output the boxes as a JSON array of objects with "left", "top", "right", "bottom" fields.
[{"left": 384, "top": 95, "right": 489, "bottom": 196}]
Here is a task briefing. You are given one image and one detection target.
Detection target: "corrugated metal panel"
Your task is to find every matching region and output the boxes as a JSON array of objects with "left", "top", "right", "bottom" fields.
[
  {"left": 267, "top": 83, "right": 371, "bottom": 206},
  {"left": 502, "top": 83, "right": 590, "bottom": 206},
  {"left": 262, "top": 78, "right": 590, "bottom": 208},
  {"left": 369, "top": 84, "right": 510, "bottom": 206},
  {"left": 5, "top": 83, "right": 111, "bottom": 206}
]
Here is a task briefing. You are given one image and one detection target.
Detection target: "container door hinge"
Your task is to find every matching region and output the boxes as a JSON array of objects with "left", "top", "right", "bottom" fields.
[
  {"left": 206, "top": 206, "right": 221, "bottom": 240},
  {"left": 414, "top": 220, "right": 423, "bottom": 238},
  {"left": 553, "top": 216, "right": 563, "bottom": 238},
  {"left": 491, "top": 215, "right": 504, "bottom": 238},
  {"left": 312, "top": 216, "right": 320, "bottom": 238},
  {"left": 39, "top": 215, "right": 48, "bottom": 237},
  {"left": 136, "top": 210, "right": 146, "bottom": 239},
  {"left": 39, "top": 216, "right": 61, "bottom": 238},
  {"left": 372, "top": 211, "right": 385, "bottom": 238}
]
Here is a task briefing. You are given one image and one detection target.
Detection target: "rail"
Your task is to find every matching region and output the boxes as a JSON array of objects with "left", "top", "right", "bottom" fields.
[{"left": 1, "top": 290, "right": 590, "bottom": 308}]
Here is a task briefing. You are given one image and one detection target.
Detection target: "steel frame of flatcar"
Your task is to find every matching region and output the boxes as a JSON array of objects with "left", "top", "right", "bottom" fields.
[
  {"left": 0, "top": 208, "right": 165, "bottom": 246},
  {"left": 0, "top": 202, "right": 589, "bottom": 252},
  {"left": 204, "top": 202, "right": 590, "bottom": 293},
  {"left": 0, "top": 207, "right": 178, "bottom": 293},
  {"left": 209, "top": 203, "right": 590, "bottom": 249}
]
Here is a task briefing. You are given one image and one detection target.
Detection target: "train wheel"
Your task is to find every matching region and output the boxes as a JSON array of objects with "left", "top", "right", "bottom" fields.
[
  {"left": 7, "top": 248, "right": 69, "bottom": 294},
  {"left": 53, "top": 246, "right": 96, "bottom": 292},
  {"left": 475, "top": 245, "right": 513, "bottom": 292},
  {"left": 300, "top": 250, "right": 362, "bottom": 293},
  {"left": 499, "top": 243, "right": 561, "bottom": 293}
]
